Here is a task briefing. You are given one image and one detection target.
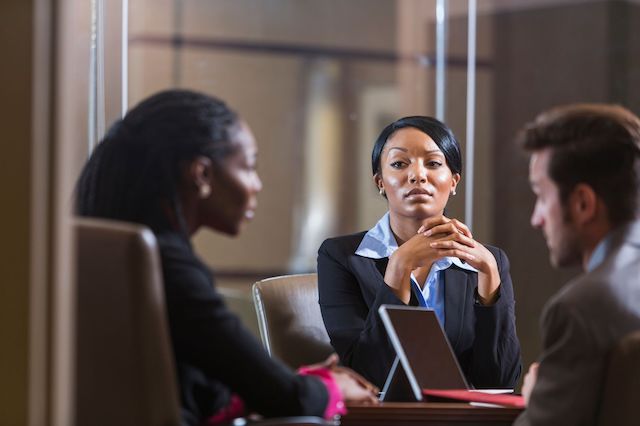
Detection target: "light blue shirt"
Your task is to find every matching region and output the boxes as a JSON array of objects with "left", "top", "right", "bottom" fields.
[
  {"left": 586, "top": 231, "right": 614, "bottom": 272},
  {"left": 355, "top": 212, "right": 478, "bottom": 326}
]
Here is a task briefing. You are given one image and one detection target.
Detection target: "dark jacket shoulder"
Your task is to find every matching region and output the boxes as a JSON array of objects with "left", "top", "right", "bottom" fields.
[
  {"left": 155, "top": 231, "right": 213, "bottom": 290},
  {"left": 319, "top": 231, "right": 367, "bottom": 257}
]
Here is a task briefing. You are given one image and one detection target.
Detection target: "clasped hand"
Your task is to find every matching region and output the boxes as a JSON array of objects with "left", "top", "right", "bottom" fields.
[{"left": 386, "top": 215, "right": 500, "bottom": 305}]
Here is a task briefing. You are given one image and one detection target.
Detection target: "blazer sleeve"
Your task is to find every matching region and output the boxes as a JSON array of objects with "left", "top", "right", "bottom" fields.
[
  {"left": 468, "top": 247, "right": 522, "bottom": 389},
  {"left": 163, "top": 257, "right": 328, "bottom": 418},
  {"left": 514, "top": 297, "right": 603, "bottom": 426},
  {"left": 317, "top": 237, "right": 408, "bottom": 388}
]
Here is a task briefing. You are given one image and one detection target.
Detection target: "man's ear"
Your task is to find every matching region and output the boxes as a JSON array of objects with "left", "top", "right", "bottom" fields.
[{"left": 569, "top": 183, "right": 598, "bottom": 226}]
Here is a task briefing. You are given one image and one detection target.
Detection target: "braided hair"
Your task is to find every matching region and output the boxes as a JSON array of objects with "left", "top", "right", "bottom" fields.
[{"left": 75, "top": 89, "right": 239, "bottom": 233}]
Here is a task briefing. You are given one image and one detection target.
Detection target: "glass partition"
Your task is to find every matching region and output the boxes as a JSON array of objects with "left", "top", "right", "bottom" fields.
[
  {"left": 126, "top": 0, "right": 476, "bottom": 276},
  {"left": 90, "top": 0, "right": 640, "bottom": 383}
]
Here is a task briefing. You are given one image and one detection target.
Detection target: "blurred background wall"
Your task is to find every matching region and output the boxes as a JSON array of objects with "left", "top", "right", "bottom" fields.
[
  {"left": 123, "top": 0, "right": 640, "bottom": 388},
  {"left": 6, "top": 6, "right": 640, "bottom": 422}
]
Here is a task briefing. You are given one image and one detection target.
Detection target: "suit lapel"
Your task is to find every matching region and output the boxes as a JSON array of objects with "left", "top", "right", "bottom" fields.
[
  {"left": 444, "top": 267, "right": 472, "bottom": 349},
  {"left": 352, "top": 256, "right": 420, "bottom": 306},
  {"left": 373, "top": 257, "right": 388, "bottom": 278},
  {"left": 348, "top": 255, "right": 389, "bottom": 303}
]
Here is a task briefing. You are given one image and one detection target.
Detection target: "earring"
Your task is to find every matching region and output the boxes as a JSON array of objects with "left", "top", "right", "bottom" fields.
[
  {"left": 451, "top": 189, "right": 457, "bottom": 196},
  {"left": 199, "top": 184, "right": 211, "bottom": 199},
  {"left": 379, "top": 187, "right": 385, "bottom": 196}
]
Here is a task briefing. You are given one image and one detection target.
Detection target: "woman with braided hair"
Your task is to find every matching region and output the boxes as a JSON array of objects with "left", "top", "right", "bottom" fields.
[{"left": 75, "top": 89, "right": 377, "bottom": 425}]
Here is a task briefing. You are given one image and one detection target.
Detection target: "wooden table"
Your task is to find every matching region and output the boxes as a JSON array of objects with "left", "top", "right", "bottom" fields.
[{"left": 340, "top": 402, "right": 523, "bottom": 426}]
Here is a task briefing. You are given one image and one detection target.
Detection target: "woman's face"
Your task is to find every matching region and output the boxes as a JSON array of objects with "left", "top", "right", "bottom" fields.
[
  {"left": 203, "top": 120, "right": 262, "bottom": 235},
  {"left": 376, "top": 127, "right": 460, "bottom": 221}
]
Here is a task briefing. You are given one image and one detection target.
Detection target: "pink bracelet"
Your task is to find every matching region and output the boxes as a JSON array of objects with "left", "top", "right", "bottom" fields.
[
  {"left": 298, "top": 366, "right": 347, "bottom": 419},
  {"left": 205, "top": 394, "right": 245, "bottom": 426}
]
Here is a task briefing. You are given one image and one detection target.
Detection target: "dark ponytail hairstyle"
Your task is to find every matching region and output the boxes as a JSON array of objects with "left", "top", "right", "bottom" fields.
[
  {"left": 371, "top": 116, "right": 462, "bottom": 177},
  {"left": 75, "top": 89, "right": 239, "bottom": 233}
]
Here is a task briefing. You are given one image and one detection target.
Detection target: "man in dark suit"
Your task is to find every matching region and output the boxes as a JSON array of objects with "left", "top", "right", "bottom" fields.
[{"left": 516, "top": 104, "right": 640, "bottom": 425}]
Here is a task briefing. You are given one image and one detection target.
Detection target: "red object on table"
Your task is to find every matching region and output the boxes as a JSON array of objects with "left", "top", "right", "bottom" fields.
[{"left": 422, "top": 389, "right": 525, "bottom": 408}]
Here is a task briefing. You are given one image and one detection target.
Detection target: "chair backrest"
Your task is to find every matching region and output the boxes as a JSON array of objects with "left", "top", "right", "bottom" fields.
[
  {"left": 74, "top": 218, "right": 180, "bottom": 426},
  {"left": 252, "top": 274, "right": 334, "bottom": 369},
  {"left": 597, "top": 330, "right": 640, "bottom": 426}
]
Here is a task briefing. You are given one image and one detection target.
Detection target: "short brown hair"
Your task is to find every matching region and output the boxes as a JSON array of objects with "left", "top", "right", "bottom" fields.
[{"left": 519, "top": 104, "right": 640, "bottom": 226}]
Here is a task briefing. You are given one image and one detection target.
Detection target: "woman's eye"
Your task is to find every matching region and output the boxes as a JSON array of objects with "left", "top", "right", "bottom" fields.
[
  {"left": 390, "top": 161, "right": 405, "bottom": 169},
  {"left": 427, "top": 160, "right": 443, "bottom": 167}
]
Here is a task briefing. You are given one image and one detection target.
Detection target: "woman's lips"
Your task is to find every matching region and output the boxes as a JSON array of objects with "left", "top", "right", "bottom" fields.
[{"left": 405, "top": 187, "right": 434, "bottom": 198}]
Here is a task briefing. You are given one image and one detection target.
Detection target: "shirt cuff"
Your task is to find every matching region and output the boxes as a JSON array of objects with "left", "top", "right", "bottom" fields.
[
  {"left": 298, "top": 366, "right": 347, "bottom": 419},
  {"left": 205, "top": 393, "right": 245, "bottom": 425},
  {"left": 474, "top": 287, "right": 501, "bottom": 306}
]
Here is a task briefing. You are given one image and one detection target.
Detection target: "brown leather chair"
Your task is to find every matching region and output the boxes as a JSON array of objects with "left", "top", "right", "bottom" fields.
[
  {"left": 74, "top": 218, "right": 180, "bottom": 426},
  {"left": 597, "top": 330, "right": 640, "bottom": 426},
  {"left": 252, "top": 274, "right": 334, "bottom": 369}
]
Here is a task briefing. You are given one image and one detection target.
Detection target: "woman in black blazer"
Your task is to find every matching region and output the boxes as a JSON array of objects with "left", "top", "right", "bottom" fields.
[
  {"left": 318, "top": 116, "right": 521, "bottom": 389},
  {"left": 75, "top": 90, "right": 377, "bottom": 425}
]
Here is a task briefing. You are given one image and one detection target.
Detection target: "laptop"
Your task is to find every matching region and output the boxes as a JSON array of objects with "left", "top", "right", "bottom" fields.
[{"left": 378, "top": 305, "right": 469, "bottom": 402}]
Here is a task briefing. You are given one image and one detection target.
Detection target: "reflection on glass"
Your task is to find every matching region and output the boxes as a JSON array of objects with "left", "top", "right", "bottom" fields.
[
  {"left": 121, "top": 0, "right": 640, "bottom": 388},
  {"left": 89, "top": 0, "right": 106, "bottom": 152},
  {"left": 289, "top": 59, "right": 343, "bottom": 272},
  {"left": 128, "top": 0, "right": 463, "bottom": 274}
]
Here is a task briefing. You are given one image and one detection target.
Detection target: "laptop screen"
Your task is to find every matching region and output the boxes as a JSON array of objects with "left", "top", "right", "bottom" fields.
[{"left": 379, "top": 305, "right": 468, "bottom": 401}]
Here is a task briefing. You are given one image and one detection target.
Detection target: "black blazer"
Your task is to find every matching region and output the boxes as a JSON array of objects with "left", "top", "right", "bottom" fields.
[
  {"left": 317, "top": 231, "right": 521, "bottom": 389},
  {"left": 157, "top": 231, "right": 328, "bottom": 426}
]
